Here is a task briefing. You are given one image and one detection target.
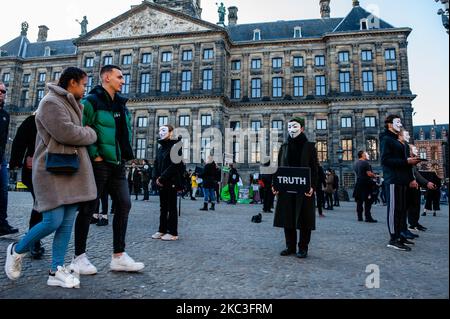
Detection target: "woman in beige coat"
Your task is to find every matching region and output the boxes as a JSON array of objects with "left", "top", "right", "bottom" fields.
[{"left": 4, "top": 67, "right": 97, "bottom": 289}]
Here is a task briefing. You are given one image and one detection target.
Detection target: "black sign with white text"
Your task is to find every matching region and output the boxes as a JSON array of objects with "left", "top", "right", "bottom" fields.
[{"left": 273, "top": 167, "right": 311, "bottom": 194}]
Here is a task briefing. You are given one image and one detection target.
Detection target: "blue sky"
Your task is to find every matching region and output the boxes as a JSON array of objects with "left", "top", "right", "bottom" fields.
[{"left": 1, "top": 0, "right": 448, "bottom": 125}]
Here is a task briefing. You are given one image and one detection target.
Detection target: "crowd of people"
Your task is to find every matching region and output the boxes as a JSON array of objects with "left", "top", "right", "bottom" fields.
[{"left": 0, "top": 68, "right": 447, "bottom": 289}]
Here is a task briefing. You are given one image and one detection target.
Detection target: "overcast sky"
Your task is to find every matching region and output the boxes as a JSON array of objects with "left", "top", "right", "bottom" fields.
[{"left": 1, "top": 0, "right": 448, "bottom": 126}]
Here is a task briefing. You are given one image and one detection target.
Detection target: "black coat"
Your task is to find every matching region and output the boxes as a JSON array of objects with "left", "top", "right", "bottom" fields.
[
  {"left": 380, "top": 130, "right": 413, "bottom": 186},
  {"left": 153, "top": 137, "right": 184, "bottom": 189},
  {"left": 202, "top": 162, "right": 218, "bottom": 189},
  {"left": 9, "top": 115, "right": 36, "bottom": 187},
  {"left": 0, "top": 107, "right": 10, "bottom": 161},
  {"left": 274, "top": 136, "right": 318, "bottom": 230}
]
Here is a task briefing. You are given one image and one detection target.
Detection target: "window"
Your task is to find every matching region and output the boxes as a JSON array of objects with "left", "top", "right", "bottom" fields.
[
  {"left": 201, "top": 137, "right": 212, "bottom": 161},
  {"left": 20, "top": 90, "right": 29, "bottom": 107},
  {"left": 122, "top": 55, "right": 132, "bottom": 65},
  {"left": 362, "top": 71, "right": 374, "bottom": 92},
  {"left": 250, "top": 140, "right": 261, "bottom": 163},
  {"left": 366, "top": 138, "right": 378, "bottom": 161},
  {"left": 272, "top": 77, "right": 283, "bottom": 98},
  {"left": 136, "top": 138, "right": 147, "bottom": 160},
  {"left": 251, "top": 121, "right": 261, "bottom": 131},
  {"left": 103, "top": 56, "right": 113, "bottom": 65},
  {"left": 158, "top": 116, "right": 168, "bottom": 127},
  {"left": 294, "top": 27, "right": 302, "bottom": 38},
  {"left": 386, "top": 70, "right": 398, "bottom": 92},
  {"left": 181, "top": 71, "right": 192, "bottom": 92},
  {"left": 38, "top": 72, "right": 46, "bottom": 82},
  {"left": 161, "top": 52, "right": 172, "bottom": 63},
  {"left": 315, "top": 75, "right": 326, "bottom": 96},
  {"left": 316, "top": 119, "right": 327, "bottom": 130},
  {"left": 122, "top": 74, "right": 131, "bottom": 94},
  {"left": 341, "top": 117, "right": 352, "bottom": 128},
  {"left": 160, "top": 72, "right": 171, "bottom": 93},
  {"left": 360, "top": 19, "right": 368, "bottom": 30},
  {"left": 2, "top": 73, "right": 10, "bottom": 83},
  {"left": 253, "top": 29, "right": 261, "bottom": 41},
  {"left": 251, "top": 78, "right": 262, "bottom": 98},
  {"left": 182, "top": 50, "right": 193, "bottom": 62},
  {"left": 293, "top": 76, "right": 304, "bottom": 97},
  {"left": 23, "top": 74, "right": 31, "bottom": 84},
  {"left": 231, "top": 60, "right": 241, "bottom": 71},
  {"left": 201, "top": 115, "right": 212, "bottom": 127},
  {"left": 140, "top": 73, "right": 151, "bottom": 93},
  {"left": 272, "top": 58, "right": 283, "bottom": 69},
  {"left": 251, "top": 59, "right": 262, "bottom": 69},
  {"left": 339, "top": 72, "right": 351, "bottom": 93},
  {"left": 361, "top": 50, "right": 373, "bottom": 61},
  {"left": 272, "top": 120, "right": 283, "bottom": 131},
  {"left": 233, "top": 138, "right": 240, "bottom": 163},
  {"left": 342, "top": 139, "right": 353, "bottom": 161},
  {"left": 317, "top": 141, "right": 328, "bottom": 163},
  {"left": 182, "top": 138, "right": 190, "bottom": 162},
  {"left": 85, "top": 76, "right": 93, "bottom": 93},
  {"left": 338, "top": 51, "right": 350, "bottom": 63},
  {"left": 385, "top": 49, "right": 396, "bottom": 61},
  {"left": 179, "top": 115, "right": 190, "bottom": 127},
  {"left": 231, "top": 79, "right": 241, "bottom": 99},
  {"left": 315, "top": 55, "right": 325, "bottom": 67},
  {"left": 36, "top": 89, "right": 45, "bottom": 104},
  {"left": 431, "top": 146, "right": 438, "bottom": 160},
  {"left": 203, "top": 49, "right": 214, "bottom": 60},
  {"left": 230, "top": 121, "right": 241, "bottom": 131},
  {"left": 44, "top": 47, "right": 51, "bottom": 57},
  {"left": 142, "top": 53, "right": 152, "bottom": 64},
  {"left": 365, "top": 116, "right": 376, "bottom": 128},
  {"left": 202, "top": 69, "right": 213, "bottom": 91},
  {"left": 53, "top": 72, "right": 61, "bottom": 81},
  {"left": 137, "top": 117, "right": 148, "bottom": 128},
  {"left": 293, "top": 56, "right": 304, "bottom": 68},
  {"left": 85, "top": 57, "right": 94, "bottom": 68},
  {"left": 419, "top": 148, "right": 427, "bottom": 160}
]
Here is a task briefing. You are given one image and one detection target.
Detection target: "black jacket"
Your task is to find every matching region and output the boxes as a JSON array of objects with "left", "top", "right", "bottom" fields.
[
  {"left": 380, "top": 129, "right": 413, "bottom": 186},
  {"left": 228, "top": 168, "right": 240, "bottom": 184},
  {"left": 153, "top": 137, "right": 184, "bottom": 189},
  {"left": 202, "top": 162, "right": 218, "bottom": 189},
  {"left": 0, "top": 107, "right": 10, "bottom": 161}
]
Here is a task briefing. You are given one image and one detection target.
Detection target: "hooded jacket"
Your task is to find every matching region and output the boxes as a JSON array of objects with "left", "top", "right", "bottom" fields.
[
  {"left": 0, "top": 106, "right": 9, "bottom": 162},
  {"left": 153, "top": 137, "right": 184, "bottom": 189}
]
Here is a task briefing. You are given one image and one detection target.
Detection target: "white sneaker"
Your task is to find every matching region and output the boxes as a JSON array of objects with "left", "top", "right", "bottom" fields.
[
  {"left": 110, "top": 253, "right": 145, "bottom": 272},
  {"left": 5, "top": 243, "right": 25, "bottom": 281},
  {"left": 152, "top": 232, "right": 165, "bottom": 240},
  {"left": 47, "top": 266, "right": 81, "bottom": 289},
  {"left": 161, "top": 234, "right": 179, "bottom": 241},
  {"left": 70, "top": 253, "right": 98, "bottom": 275}
]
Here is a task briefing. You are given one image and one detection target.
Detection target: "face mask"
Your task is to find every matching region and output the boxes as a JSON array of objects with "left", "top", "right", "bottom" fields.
[
  {"left": 159, "top": 126, "right": 170, "bottom": 140},
  {"left": 410, "top": 145, "right": 418, "bottom": 157},
  {"left": 288, "top": 122, "right": 302, "bottom": 138},
  {"left": 403, "top": 131, "right": 411, "bottom": 143},
  {"left": 365, "top": 153, "right": 370, "bottom": 161},
  {"left": 144, "top": 165, "right": 149, "bottom": 170},
  {"left": 392, "top": 118, "right": 403, "bottom": 132}
]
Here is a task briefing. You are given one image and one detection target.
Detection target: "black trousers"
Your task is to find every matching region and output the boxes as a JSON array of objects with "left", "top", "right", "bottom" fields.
[
  {"left": 316, "top": 189, "right": 325, "bottom": 215},
  {"left": 325, "top": 193, "right": 333, "bottom": 209},
  {"left": 75, "top": 162, "right": 131, "bottom": 255},
  {"left": 263, "top": 185, "right": 274, "bottom": 212},
  {"left": 407, "top": 188, "right": 421, "bottom": 227},
  {"left": 229, "top": 183, "right": 237, "bottom": 204},
  {"left": 356, "top": 198, "right": 373, "bottom": 220},
  {"left": 158, "top": 187, "right": 178, "bottom": 236},
  {"left": 386, "top": 184, "right": 408, "bottom": 240},
  {"left": 284, "top": 227, "right": 312, "bottom": 252},
  {"left": 94, "top": 192, "right": 109, "bottom": 215},
  {"left": 143, "top": 182, "right": 150, "bottom": 200}
]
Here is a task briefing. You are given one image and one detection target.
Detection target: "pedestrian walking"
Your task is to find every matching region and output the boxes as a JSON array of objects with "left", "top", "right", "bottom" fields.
[{"left": 353, "top": 151, "right": 378, "bottom": 223}]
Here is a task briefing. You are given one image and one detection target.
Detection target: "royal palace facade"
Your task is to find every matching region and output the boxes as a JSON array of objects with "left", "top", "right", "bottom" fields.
[{"left": 0, "top": 0, "right": 416, "bottom": 187}]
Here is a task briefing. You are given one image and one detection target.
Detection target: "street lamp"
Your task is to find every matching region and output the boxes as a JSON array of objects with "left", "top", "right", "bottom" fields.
[
  {"left": 336, "top": 147, "right": 344, "bottom": 188},
  {"left": 435, "top": 0, "right": 449, "bottom": 33}
]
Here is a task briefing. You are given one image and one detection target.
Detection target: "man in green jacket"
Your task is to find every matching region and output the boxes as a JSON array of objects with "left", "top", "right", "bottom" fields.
[{"left": 71, "top": 65, "right": 145, "bottom": 274}]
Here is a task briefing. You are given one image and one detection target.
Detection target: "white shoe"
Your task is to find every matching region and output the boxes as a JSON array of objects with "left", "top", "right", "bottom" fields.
[
  {"left": 161, "top": 234, "right": 179, "bottom": 241},
  {"left": 70, "top": 253, "right": 98, "bottom": 275},
  {"left": 5, "top": 243, "right": 25, "bottom": 281},
  {"left": 110, "top": 253, "right": 145, "bottom": 272},
  {"left": 152, "top": 232, "right": 165, "bottom": 240},
  {"left": 47, "top": 266, "right": 81, "bottom": 289}
]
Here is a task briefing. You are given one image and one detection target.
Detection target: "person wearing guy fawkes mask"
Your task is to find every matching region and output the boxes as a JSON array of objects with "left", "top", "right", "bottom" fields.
[
  {"left": 152, "top": 125, "right": 184, "bottom": 241},
  {"left": 272, "top": 118, "right": 318, "bottom": 259},
  {"left": 380, "top": 115, "right": 421, "bottom": 252}
]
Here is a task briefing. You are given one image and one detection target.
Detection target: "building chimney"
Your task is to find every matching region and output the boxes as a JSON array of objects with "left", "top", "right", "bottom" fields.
[
  {"left": 37, "top": 25, "right": 49, "bottom": 42},
  {"left": 320, "top": 0, "right": 331, "bottom": 19},
  {"left": 228, "top": 6, "right": 238, "bottom": 26}
]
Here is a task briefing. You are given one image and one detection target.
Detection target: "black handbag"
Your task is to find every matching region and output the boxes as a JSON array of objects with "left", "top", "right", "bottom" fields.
[{"left": 45, "top": 151, "right": 80, "bottom": 175}]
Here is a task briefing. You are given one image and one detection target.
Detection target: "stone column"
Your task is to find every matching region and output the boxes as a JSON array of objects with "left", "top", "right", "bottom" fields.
[
  {"left": 352, "top": 44, "right": 361, "bottom": 93},
  {"left": 262, "top": 52, "right": 271, "bottom": 98},
  {"left": 354, "top": 109, "right": 364, "bottom": 152},
  {"left": 374, "top": 43, "right": 384, "bottom": 92},
  {"left": 399, "top": 40, "right": 411, "bottom": 94},
  {"left": 305, "top": 49, "right": 315, "bottom": 97},
  {"left": 193, "top": 42, "right": 202, "bottom": 93},
  {"left": 151, "top": 46, "right": 160, "bottom": 94},
  {"left": 242, "top": 53, "right": 250, "bottom": 99}
]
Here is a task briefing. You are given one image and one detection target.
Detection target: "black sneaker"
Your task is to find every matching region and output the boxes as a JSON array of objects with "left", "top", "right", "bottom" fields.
[
  {"left": 0, "top": 224, "right": 19, "bottom": 237},
  {"left": 416, "top": 224, "right": 427, "bottom": 231},
  {"left": 280, "top": 249, "right": 296, "bottom": 256},
  {"left": 433, "top": 212, "right": 436, "bottom": 217},
  {"left": 400, "top": 237, "right": 415, "bottom": 245},
  {"left": 387, "top": 240, "right": 412, "bottom": 251},
  {"left": 296, "top": 250, "right": 308, "bottom": 259},
  {"left": 421, "top": 212, "right": 427, "bottom": 217},
  {"left": 96, "top": 218, "right": 109, "bottom": 227},
  {"left": 90, "top": 217, "right": 99, "bottom": 225},
  {"left": 365, "top": 218, "right": 378, "bottom": 223}
]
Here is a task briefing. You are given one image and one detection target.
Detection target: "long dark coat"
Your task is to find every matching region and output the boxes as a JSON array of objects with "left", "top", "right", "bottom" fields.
[{"left": 274, "top": 140, "right": 319, "bottom": 230}]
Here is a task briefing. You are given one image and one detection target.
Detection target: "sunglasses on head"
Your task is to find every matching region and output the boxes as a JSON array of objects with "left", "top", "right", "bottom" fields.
[{"left": 0, "top": 89, "right": 6, "bottom": 94}]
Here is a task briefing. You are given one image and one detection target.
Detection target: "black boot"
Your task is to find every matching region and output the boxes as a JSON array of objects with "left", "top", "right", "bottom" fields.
[
  {"left": 210, "top": 203, "right": 215, "bottom": 211},
  {"left": 200, "top": 203, "right": 208, "bottom": 211}
]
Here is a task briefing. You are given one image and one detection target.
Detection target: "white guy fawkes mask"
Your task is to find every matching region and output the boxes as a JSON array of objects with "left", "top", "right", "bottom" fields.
[
  {"left": 365, "top": 152, "right": 370, "bottom": 161},
  {"left": 392, "top": 118, "right": 403, "bottom": 133},
  {"left": 288, "top": 122, "right": 302, "bottom": 139},
  {"left": 411, "top": 145, "right": 418, "bottom": 157},
  {"left": 403, "top": 131, "right": 411, "bottom": 143},
  {"left": 159, "top": 126, "right": 170, "bottom": 140}
]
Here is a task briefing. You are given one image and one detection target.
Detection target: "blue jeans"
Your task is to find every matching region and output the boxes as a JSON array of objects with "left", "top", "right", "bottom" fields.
[
  {"left": 204, "top": 188, "right": 216, "bottom": 203},
  {"left": 0, "top": 159, "right": 8, "bottom": 225},
  {"left": 15, "top": 204, "right": 78, "bottom": 272}
]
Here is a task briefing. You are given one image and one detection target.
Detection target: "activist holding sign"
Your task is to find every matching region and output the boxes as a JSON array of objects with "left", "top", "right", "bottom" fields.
[{"left": 272, "top": 117, "right": 318, "bottom": 259}]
